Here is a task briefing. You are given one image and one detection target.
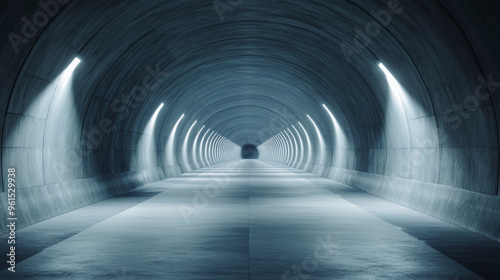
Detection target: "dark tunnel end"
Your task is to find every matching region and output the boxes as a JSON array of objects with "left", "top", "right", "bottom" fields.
[{"left": 241, "top": 144, "right": 259, "bottom": 159}]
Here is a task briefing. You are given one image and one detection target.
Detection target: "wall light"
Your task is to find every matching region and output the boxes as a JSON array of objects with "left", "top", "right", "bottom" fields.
[
  {"left": 378, "top": 62, "right": 408, "bottom": 108},
  {"left": 322, "top": 103, "right": 347, "bottom": 167},
  {"left": 307, "top": 114, "right": 326, "bottom": 165},
  {"left": 205, "top": 131, "right": 216, "bottom": 166},
  {"left": 166, "top": 114, "right": 185, "bottom": 167},
  {"left": 182, "top": 120, "right": 197, "bottom": 170},
  {"left": 291, "top": 125, "right": 304, "bottom": 166},
  {"left": 137, "top": 103, "right": 164, "bottom": 169},
  {"left": 283, "top": 130, "right": 294, "bottom": 166},
  {"left": 298, "top": 121, "right": 312, "bottom": 167},
  {"left": 287, "top": 128, "right": 299, "bottom": 167},
  {"left": 192, "top": 125, "right": 205, "bottom": 169},
  {"left": 199, "top": 129, "right": 211, "bottom": 168}
]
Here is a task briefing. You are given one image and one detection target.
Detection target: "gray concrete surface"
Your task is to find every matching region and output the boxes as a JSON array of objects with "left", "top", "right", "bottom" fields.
[
  {"left": 1, "top": 160, "right": 498, "bottom": 279},
  {"left": 1, "top": 0, "right": 500, "bottom": 271}
]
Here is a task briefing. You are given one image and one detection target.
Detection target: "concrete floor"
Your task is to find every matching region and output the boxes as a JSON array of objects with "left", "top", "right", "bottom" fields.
[{"left": 1, "top": 160, "right": 499, "bottom": 279}]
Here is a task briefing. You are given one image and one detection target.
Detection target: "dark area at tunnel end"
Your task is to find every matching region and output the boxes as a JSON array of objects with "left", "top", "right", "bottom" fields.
[{"left": 241, "top": 144, "right": 259, "bottom": 159}]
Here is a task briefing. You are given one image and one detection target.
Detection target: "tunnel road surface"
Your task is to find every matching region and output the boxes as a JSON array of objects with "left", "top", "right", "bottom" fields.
[{"left": 2, "top": 160, "right": 497, "bottom": 279}]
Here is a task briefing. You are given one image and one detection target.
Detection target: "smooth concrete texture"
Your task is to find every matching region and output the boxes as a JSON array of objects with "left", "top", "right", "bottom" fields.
[
  {"left": 1, "top": 160, "right": 498, "bottom": 279},
  {"left": 0, "top": 165, "right": 181, "bottom": 235},
  {"left": 1, "top": 0, "right": 500, "bottom": 274},
  {"left": 1, "top": 0, "right": 500, "bottom": 241}
]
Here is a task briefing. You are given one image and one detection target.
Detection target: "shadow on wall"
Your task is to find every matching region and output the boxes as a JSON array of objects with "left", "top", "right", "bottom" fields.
[{"left": 241, "top": 144, "right": 259, "bottom": 159}]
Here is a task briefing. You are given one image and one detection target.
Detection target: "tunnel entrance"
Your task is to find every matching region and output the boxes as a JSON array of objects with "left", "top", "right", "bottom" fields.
[{"left": 241, "top": 144, "right": 259, "bottom": 159}]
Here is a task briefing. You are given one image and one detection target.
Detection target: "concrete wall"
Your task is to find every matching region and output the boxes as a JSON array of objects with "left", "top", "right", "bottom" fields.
[
  {"left": 257, "top": 0, "right": 500, "bottom": 241},
  {"left": 0, "top": 0, "right": 241, "bottom": 235}
]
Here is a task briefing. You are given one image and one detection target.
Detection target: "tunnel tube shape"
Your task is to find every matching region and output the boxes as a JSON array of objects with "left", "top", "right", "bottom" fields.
[
  {"left": 199, "top": 128, "right": 211, "bottom": 168},
  {"left": 228, "top": 141, "right": 240, "bottom": 161},
  {"left": 287, "top": 128, "right": 299, "bottom": 168},
  {"left": 2, "top": 0, "right": 500, "bottom": 246},
  {"left": 260, "top": 141, "right": 269, "bottom": 162},
  {"left": 205, "top": 131, "right": 216, "bottom": 166},
  {"left": 271, "top": 136, "right": 281, "bottom": 163},
  {"left": 268, "top": 137, "right": 276, "bottom": 162},
  {"left": 322, "top": 104, "right": 348, "bottom": 168},
  {"left": 258, "top": 140, "right": 268, "bottom": 161},
  {"left": 223, "top": 139, "right": 231, "bottom": 162},
  {"left": 207, "top": 132, "right": 217, "bottom": 165},
  {"left": 273, "top": 133, "right": 287, "bottom": 165},
  {"left": 291, "top": 125, "right": 304, "bottom": 168},
  {"left": 216, "top": 136, "right": 225, "bottom": 164},
  {"left": 279, "top": 131, "right": 290, "bottom": 166},
  {"left": 270, "top": 138, "right": 278, "bottom": 163},
  {"left": 166, "top": 114, "right": 185, "bottom": 167},
  {"left": 213, "top": 136, "right": 221, "bottom": 164},
  {"left": 211, "top": 134, "right": 222, "bottom": 165},
  {"left": 280, "top": 131, "right": 293, "bottom": 166},
  {"left": 63, "top": 57, "right": 81, "bottom": 80},
  {"left": 211, "top": 133, "right": 221, "bottom": 164},
  {"left": 208, "top": 133, "right": 217, "bottom": 165},
  {"left": 217, "top": 138, "right": 225, "bottom": 163},
  {"left": 216, "top": 138, "right": 226, "bottom": 163},
  {"left": 281, "top": 132, "right": 292, "bottom": 166},
  {"left": 223, "top": 140, "right": 236, "bottom": 162},
  {"left": 276, "top": 133, "right": 287, "bottom": 164},
  {"left": 263, "top": 139, "right": 270, "bottom": 162},
  {"left": 276, "top": 135, "right": 285, "bottom": 164},
  {"left": 267, "top": 137, "right": 276, "bottom": 163},
  {"left": 181, "top": 120, "right": 197, "bottom": 171},
  {"left": 192, "top": 125, "right": 206, "bottom": 170},
  {"left": 276, "top": 133, "right": 287, "bottom": 165},
  {"left": 222, "top": 139, "right": 230, "bottom": 162},
  {"left": 306, "top": 114, "right": 325, "bottom": 167},
  {"left": 379, "top": 62, "right": 409, "bottom": 111},
  {"left": 262, "top": 138, "right": 271, "bottom": 162},
  {"left": 378, "top": 62, "right": 412, "bottom": 154},
  {"left": 137, "top": 103, "right": 164, "bottom": 170},
  {"left": 275, "top": 134, "right": 284, "bottom": 164},
  {"left": 298, "top": 121, "right": 312, "bottom": 169},
  {"left": 283, "top": 129, "right": 295, "bottom": 166},
  {"left": 269, "top": 136, "right": 278, "bottom": 163},
  {"left": 258, "top": 142, "right": 265, "bottom": 160},
  {"left": 219, "top": 138, "right": 229, "bottom": 163},
  {"left": 204, "top": 131, "right": 215, "bottom": 166},
  {"left": 39, "top": 57, "right": 82, "bottom": 185}
]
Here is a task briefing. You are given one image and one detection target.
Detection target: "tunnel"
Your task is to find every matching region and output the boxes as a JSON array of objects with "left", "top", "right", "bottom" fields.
[
  {"left": 241, "top": 144, "right": 259, "bottom": 159},
  {"left": 1, "top": 0, "right": 500, "bottom": 278}
]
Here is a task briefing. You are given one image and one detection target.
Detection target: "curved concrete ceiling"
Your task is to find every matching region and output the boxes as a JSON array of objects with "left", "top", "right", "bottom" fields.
[{"left": 1, "top": 0, "right": 500, "bottom": 240}]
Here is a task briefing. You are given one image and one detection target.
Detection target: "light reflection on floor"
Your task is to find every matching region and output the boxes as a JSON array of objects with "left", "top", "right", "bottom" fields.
[{"left": 1, "top": 160, "right": 498, "bottom": 279}]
